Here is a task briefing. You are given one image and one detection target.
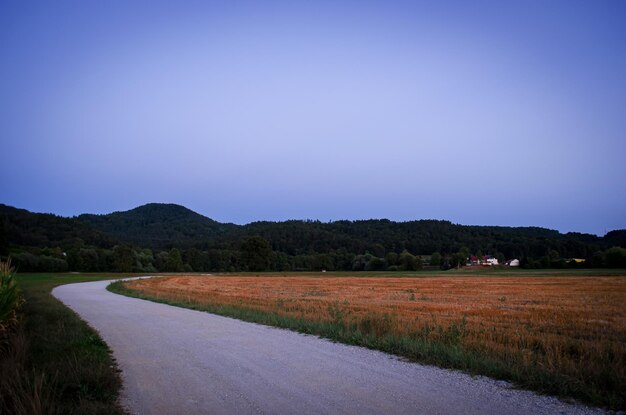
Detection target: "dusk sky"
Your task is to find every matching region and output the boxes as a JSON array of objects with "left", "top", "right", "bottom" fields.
[{"left": 1, "top": 1, "right": 625, "bottom": 235}]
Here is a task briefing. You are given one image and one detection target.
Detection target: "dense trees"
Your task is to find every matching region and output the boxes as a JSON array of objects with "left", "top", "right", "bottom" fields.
[
  {"left": 112, "top": 245, "right": 134, "bottom": 272},
  {"left": 6, "top": 242, "right": 625, "bottom": 274},
  {"left": 0, "top": 204, "right": 114, "bottom": 250},
  {"left": 1, "top": 203, "right": 625, "bottom": 272},
  {"left": 0, "top": 218, "right": 8, "bottom": 256},
  {"left": 165, "top": 249, "right": 185, "bottom": 272},
  {"left": 240, "top": 236, "right": 272, "bottom": 271},
  {"left": 605, "top": 247, "right": 626, "bottom": 268},
  {"left": 430, "top": 252, "right": 442, "bottom": 267}
]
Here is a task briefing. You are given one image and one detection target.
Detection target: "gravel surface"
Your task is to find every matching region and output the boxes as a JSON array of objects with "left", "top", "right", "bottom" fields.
[{"left": 52, "top": 279, "right": 609, "bottom": 415}]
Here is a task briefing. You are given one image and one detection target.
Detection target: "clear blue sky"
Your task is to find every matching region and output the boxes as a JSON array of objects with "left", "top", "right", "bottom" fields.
[{"left": 1, "top": 1, "right": 625, "bottom": 235}]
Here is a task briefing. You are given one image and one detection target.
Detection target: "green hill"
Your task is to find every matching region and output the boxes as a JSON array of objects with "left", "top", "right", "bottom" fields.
[
  {"left": 1, "top": 202, "right": 624, "bottom": 272},
  {"left": 78, "top": 203, "right": 238, "bottom": 248},
  {"left": 0, "top": 204, "right": 115, "bottom": 251}
]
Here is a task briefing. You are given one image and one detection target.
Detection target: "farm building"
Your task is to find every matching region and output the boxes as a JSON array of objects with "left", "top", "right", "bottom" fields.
[
  {"left": 467, "top": 255, "right": 500, "bottom": 266},
  {"left": 507, "top": 259, "right": 520, "bottom": 267},
  {"left": 483, "top": 256, "right": 499, "bottom": 266}
]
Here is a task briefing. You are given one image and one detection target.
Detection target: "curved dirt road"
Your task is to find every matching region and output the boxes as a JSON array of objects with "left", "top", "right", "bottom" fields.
[{"left": 53, "top": 279, "right": 605, "bottom": 415}]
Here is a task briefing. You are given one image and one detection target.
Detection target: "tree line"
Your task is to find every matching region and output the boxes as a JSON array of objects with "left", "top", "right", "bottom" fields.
[
  {"left": 7, "top": 238, "right": 626, "bottom": 274},
  {"left": 1, "top": 203, "right": 625, "bottom": 272}
]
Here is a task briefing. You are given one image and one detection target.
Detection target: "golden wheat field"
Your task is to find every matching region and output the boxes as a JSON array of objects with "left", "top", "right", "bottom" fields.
[{"left": 124, "top": 274, "right": 626, "bottom": 405}]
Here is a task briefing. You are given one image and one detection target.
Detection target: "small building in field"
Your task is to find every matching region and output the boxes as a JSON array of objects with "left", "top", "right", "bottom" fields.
[
  {"left": 483, "top": 256, "right": 499, "bottom": 266},
  {"left": 507, "top": 259, "right": 520, "bottom": 267}
]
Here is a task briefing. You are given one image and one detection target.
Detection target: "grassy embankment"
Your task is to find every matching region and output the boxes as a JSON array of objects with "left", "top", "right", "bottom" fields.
[
  {"left": 1, "top": 273, "right": 134, "bottom": 415},
  {"left": 109, "top": 270, "right": 626, "bottom": 410}
]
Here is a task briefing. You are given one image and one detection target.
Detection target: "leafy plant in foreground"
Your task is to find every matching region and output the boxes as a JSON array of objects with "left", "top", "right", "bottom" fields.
[{"left": 0, "top": 258, "right": 20, "bottom": 336}]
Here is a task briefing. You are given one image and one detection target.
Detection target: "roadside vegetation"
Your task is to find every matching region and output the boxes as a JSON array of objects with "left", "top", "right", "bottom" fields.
[
  {"left": 0, "top": 258, "right": 20, "bottom": 339},
  {"left": 110, "top": 271, "right": 626, "bottom": 410},
  {"left": 0, "top": 269, "right": 128, "bottom": 415}
]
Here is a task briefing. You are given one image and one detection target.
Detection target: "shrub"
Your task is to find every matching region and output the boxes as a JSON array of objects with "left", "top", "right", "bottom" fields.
[{"left": 0, "top": 258, "right": 20, "bottom": 341}]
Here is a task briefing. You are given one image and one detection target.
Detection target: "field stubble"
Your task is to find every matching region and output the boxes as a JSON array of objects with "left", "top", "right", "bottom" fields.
[{"left": 121, "top": 274, "right": 626, "bottom": 409}]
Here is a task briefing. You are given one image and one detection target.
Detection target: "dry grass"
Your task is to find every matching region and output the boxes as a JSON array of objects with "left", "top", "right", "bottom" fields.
[{"left": 123, "top": 274, "right": 626, "bottom": 408}]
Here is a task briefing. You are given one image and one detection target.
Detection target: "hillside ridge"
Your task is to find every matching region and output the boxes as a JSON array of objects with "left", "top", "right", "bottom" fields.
[
  {"left": 2, "top": 203, "right": 624, "bottom": 269},
  {"left": 77, "top": 203, "right": 237, "bottom": 248}
]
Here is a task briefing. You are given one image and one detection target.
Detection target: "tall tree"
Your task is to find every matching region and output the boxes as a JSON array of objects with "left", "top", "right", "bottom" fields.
[
  {"left": 240, "top": 236, "right": 272, "bottom": 271},
  {"left": 605, "top": 247, "right": 626, "bottom": 268},
  {"left": 430, "top": 252, "right": 442, "bottom": 267},
  {"left": 398, "top": 250, "right": 417, "bottom": 271},
  {"left": 166, "top": 248, "right": 184, "bottom": 272},
  {"left": 112, "top": 245, "right": 134, "bottom": 272}
]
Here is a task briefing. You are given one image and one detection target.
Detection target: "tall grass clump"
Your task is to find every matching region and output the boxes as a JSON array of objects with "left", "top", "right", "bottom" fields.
[{"left": 0, "top": 258, "right": 21, "bottom": 346}]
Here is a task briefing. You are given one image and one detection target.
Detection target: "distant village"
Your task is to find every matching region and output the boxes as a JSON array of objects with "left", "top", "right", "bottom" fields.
[
  {"left": 467, "top": 255, "right": 516, "bottom": 267},
  {"left": 466, "top": 256, "right": 585, "bottom": 267}
]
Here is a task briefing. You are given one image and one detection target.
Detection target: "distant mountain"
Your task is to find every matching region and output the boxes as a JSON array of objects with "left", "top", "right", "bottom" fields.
[{"left": 77, "top": 203, "right": 238, "bottom": 248}]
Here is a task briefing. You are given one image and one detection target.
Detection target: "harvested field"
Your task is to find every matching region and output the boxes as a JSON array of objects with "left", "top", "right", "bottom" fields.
[{"left": 120, "top": 274, "right": 626, "bottom": 409}]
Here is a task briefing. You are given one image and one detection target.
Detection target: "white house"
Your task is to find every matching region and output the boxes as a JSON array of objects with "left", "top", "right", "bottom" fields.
[
  {"left": 507, "top": 259, "right": 520, "bottom": 267},
  {"left": 484, "top": 256, "right": 499, "bottom": 266}
]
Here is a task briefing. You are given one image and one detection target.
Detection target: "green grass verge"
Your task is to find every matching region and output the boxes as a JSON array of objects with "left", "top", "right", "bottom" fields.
[
  {"left": 0, "top": 273, "right": 136, "bottom": 415},
  {"left": 109, "top": 276, "right": 623, "bottom": 410}
]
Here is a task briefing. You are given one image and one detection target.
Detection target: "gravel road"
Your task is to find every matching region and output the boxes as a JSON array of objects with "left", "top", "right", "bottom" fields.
[{"left": 52, "top": 279, "right": 608, "bottom": 415}]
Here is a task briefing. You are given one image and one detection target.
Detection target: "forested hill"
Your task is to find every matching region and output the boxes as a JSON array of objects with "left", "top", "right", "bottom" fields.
[
  {"left": 231, "top": 219, "right": 592, "bottom": 259},
  {"left": 73, "top": 203, "right": 614, "bottom": 259},
  {"left": 0, "top": 204, "right": 115, "bottom": 251},
  {"left": 3, "top": 202, "right": 622, "bottom": 257},
  {"left": 78, "top": 203, "right": 237, "bottom": 248},
  {"left": 1, "top": 202, "right": 625, "bottom": 272}
]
